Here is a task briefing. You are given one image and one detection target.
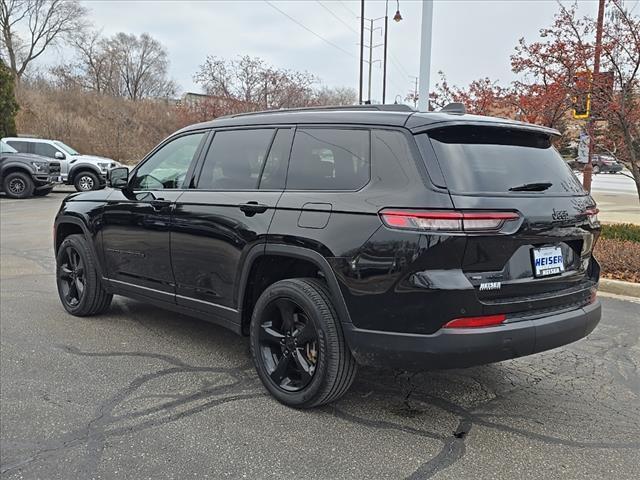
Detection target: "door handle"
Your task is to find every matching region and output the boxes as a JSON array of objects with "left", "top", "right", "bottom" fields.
[
  {"left": 239, "top": 202, "right": 269, "bottom": 216},
  {"left": 150, "top": 199, "right": 171, "bottom": 211}
]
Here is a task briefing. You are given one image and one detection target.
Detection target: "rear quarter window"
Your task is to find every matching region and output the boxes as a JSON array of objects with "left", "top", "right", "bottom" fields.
[
  {"left": 425, "top": 126, "right": 585, "bottom": 195},
  {"left": 287, "top": 128, "right": 370, "bottom": 191},
  {"left": 6, "top": 141, "right": 31, "bottom": 153}
]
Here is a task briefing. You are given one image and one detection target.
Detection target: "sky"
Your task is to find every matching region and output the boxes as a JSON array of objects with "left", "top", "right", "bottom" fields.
[{"left": 33, "top": 0, "right": 608, "bottom": 102}]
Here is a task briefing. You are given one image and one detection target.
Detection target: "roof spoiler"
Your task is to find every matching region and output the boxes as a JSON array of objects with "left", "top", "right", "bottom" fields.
[{"left": 440, "top": 102, "right": 466, "bottom": 115}]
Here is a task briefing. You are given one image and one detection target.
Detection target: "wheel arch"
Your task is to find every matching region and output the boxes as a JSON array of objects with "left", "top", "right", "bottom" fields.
[
  {"left": 54, "top": 215, "right": 105, "bottom": 279},
  {"left": 68, "top": 164, "right": 102, "bottom": 183},
  {"left": 1, "top": 163, "right": 34, "bottom": 182},
  {"left": 237, "top": 244, "right": 352, "bottom": 335}
]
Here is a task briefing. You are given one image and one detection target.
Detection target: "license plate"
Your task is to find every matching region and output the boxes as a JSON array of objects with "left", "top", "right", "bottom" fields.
[
  {"left": 52, "top": 176, "right": 62, "bottom": 183},
  {"left": 532, "top": 246, "right": 565, "bottom": 277}
]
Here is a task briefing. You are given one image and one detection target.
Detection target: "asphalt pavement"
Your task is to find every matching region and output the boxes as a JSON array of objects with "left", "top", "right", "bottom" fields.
[{"left": 1, "top": 191, "right": 639, "bottom": 480}]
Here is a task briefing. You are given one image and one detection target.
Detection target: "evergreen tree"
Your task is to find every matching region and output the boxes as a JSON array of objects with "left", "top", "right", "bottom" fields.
[{"left": 0, "top": 60, "right": 19, "bottom": 138}]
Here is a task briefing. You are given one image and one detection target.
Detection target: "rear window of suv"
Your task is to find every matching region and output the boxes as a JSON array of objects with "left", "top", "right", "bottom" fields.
[{"left": 426, "top": 126, "right": 585, "bottom": 195}]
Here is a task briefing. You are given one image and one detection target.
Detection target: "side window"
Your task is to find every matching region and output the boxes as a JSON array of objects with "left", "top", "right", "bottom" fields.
[
  {"left": 197, "top": 129, "right": 275, "bottom": 190},
  {"left": 131, "top": 132, "right": 205, "bottom": 190},
  {"left": 7, "top": 141, "right": 30, "bottom": 153},
  {"left": 34, "top": 143, "right": 60, "bottom": 158},
  {"left": 259, "top": 129, "right": 292, "bottom": 190},
  {"left": 287, "top": 128, "right": 370, "bottom": 190}
]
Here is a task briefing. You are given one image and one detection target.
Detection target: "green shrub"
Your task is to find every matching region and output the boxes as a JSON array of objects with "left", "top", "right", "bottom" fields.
[{"left": 600, "top": 223, "right": 640, "bottom": 243}]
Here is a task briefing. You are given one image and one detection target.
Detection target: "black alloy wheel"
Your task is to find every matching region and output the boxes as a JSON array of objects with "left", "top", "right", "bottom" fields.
[
  {"left": 250, "top": 278, "right": 357, "bottom": 408},
  {"left": 55, "top": 234, "right": 112, "bottom": 316},
  {"left": 258, "top": 298, "right": 319, "bottom": 392},
  {"left": 58, "top": 245, "right": 86, "bottom": 308},
  {"left": 3, "top": 171, "right": 34, "bottom": 199}
]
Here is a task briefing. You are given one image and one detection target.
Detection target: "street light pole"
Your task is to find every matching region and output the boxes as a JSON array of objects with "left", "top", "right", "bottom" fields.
[
  {"left": 382, "top": 3, "right": 388, "bottom": 104},
  {"left": 418, "top": 0, "right": 433, "bottom": 111},
  {"left": 368, "top": 18, "right": 374, "bottom": 102},
  {"left": 359, "top": 0, "right": 365, "bottom": 104},
  {"left": 582, "top": 0, "right": 606, "bottom": 193}
]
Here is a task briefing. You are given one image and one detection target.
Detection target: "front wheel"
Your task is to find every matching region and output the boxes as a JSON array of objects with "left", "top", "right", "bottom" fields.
[
  {"left": 250, "top": 278, "right": 357, "bottom": 408},
  {"left": 56, "top": 234, "right": 112, "bottom": 316},
  {"left": 3, "top": 171, "right": 34, "bottom": 199},
  {"left": 74, "top": 171, "right": 100, "bottom": 192}
]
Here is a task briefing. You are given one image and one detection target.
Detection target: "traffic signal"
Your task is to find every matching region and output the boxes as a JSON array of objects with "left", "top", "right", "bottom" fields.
[{"left": 572, "top": 72, "right": 591, "bottom": 119}]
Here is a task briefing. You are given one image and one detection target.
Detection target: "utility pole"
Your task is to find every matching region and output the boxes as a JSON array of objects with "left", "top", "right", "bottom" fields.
[
  {"left": 583, "top": 0, "right": 606, "bottom": 193},
  {"left": 359, "top": 0, "right": 365, "bottom": 104},
  {"left": 417, "top": 0, "right": 433, "bottom": 111},
  {"left": 409, "top": 75, "right": 419, "bottom": 108},
  {"left": 368, "top": 18, "right": 374, "bottom": 102}
]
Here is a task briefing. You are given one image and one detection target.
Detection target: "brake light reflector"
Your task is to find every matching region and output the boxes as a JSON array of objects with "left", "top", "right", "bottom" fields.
[
  {"left": 379, "top": 210, "right": 519, "bottom": 232},
  {"left": 443, "top": 314, "right": 506, "bottom": 329}
]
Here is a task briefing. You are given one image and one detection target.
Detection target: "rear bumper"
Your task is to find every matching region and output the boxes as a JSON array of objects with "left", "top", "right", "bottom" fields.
[{"left": 343, "top": 300, "right": 601, "bottom": 370}]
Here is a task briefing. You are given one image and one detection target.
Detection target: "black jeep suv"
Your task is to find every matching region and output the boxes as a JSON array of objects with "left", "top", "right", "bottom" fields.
[{"left": 53, "top": 105, "right": 601, "bottom": 408}]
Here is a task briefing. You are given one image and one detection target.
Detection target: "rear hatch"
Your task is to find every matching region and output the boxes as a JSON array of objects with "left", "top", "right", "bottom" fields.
[{"left": 423, "top": 124, "right": 600, "bottom": 316}]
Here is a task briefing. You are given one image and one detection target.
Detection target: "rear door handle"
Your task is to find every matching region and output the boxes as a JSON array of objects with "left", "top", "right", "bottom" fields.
[{"left": 239, "top": 202, "right": 269, "bottom": 216}]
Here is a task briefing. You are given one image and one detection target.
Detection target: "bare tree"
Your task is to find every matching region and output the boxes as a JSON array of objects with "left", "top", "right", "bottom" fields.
[
  {"left": 194, "top": 55, "right": 320, "bottom": 110},
  {"left": 104, "top": 32, "right": 176, "bottom": 101},
  {"left": 313, "top": 86, "right": 356, "bottom": 106},
  {"left": 0, "top": 0, "right": 87, "bottom": 79},
  {"left": 51, "top": 30, "right": 177, "bottom": 101}
]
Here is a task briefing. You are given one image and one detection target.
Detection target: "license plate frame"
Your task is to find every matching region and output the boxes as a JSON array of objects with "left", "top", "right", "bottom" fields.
[{"left": 532, "top": 245, "right": 565, "bottom": 278}]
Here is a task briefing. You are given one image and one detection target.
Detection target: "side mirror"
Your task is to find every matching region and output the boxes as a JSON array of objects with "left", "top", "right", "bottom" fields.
[
  {"left": 108, "top": 167, "right": 129, "bottom": 189},
  {"left": 54, "top": 151, "right": 65, "bottom": 160}
]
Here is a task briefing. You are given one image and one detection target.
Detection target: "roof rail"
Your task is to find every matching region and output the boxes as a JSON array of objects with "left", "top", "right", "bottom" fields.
[
  {"left": 223, "top": 103, "right": 416, "bottom": 119},
  {"left": 440, "top": 102, "right": 466, "bottom": 115}
]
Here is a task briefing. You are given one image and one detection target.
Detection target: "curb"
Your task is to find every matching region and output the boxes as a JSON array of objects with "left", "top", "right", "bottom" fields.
[{"left": 599, "top": 278, "right": 640, "bottom": 298}]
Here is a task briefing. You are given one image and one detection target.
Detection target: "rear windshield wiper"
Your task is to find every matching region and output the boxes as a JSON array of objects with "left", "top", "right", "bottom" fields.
[{"left": 508, "top": 182, "right": 553, "bottom": 192}]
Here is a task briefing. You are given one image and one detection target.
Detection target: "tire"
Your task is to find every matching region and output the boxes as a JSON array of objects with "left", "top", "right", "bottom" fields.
[
  {"left": 250, "top": 278, "right": 357, "bottom": 408},
  {"left": 33, "top": 187, "right": 53, "bottom": 196},
  {"left": 3, "top": 171, "right": 34, "bottom": 199},
  {"left": 74, "top": 171, "right": 99, "bottom": 192},
  {"left": 56, "top": 234, "right": 112, "bottom": 316},
  {"left": 593, "top": 165, "right": 601, "bottom": 174}
]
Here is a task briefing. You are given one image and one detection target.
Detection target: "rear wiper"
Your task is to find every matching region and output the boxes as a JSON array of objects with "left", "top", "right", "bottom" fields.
[{"left": 508, "top": 182, "right": 553, "bottom": 192}]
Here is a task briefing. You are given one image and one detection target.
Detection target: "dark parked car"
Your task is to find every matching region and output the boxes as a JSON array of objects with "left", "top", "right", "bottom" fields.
[
  {"left": 570, "top": 155, "right": 624, "bottom": 174},
  {"left": 1, "top": 140, "right": 60, "bottom": 198},
  {"left": 53, "top": 105, "right": 602, "bottom": 408}
]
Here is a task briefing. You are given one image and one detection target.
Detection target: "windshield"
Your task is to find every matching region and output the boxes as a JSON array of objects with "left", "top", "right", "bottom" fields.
[
  {"left": 0, "top": 141, "right": 18, "bottom": 154},
  {"left": 426, "top": 126, "right": 585, "bottom": 195},
  {"left": 54, "top": 141, "right": 79, "bottom": 155}
]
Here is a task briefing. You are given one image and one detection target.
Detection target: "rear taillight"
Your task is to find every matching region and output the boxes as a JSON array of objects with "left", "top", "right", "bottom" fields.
[
  {"left": 585, "top": 207, "right": 599, "bottom": 226},
  {"left": 443, "top": 314, "right": 506, "bottom": 329},
  {"left": 379, "top": 209, "right": 520, "bottom": 232}
]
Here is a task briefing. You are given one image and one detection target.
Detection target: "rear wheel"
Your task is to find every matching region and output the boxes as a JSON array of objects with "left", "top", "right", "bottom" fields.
[
  {"left": 3, "top": 171, "right": 34, "bottom": 199},
  {"left": 56, "top": 234, "right": 112, "bottom": 316},
  {"left": 593, "top": 165, "right": 601, "bottom": 174},
  {"left": 250, "top": 278, "right": 357, "bottom": 408},
  {"left": 74, "top": 171, "right": 99, "bottom": 192}
]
